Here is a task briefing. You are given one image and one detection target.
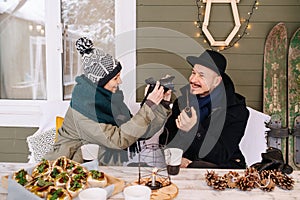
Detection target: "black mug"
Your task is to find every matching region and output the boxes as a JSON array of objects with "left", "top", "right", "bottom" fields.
[
  {"left": 164, "top": 148, "right": 183, "bottom": 176},
  {"left": 167, "top": 164, "right": 180, "bottom": 175}
]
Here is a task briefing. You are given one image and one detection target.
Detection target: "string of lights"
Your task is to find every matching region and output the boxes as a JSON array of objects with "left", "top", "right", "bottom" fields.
[{"left": 195, "top": 0, "right": 259, "bottom": 51}]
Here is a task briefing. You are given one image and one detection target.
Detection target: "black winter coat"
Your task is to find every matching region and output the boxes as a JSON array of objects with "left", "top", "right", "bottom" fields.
[{"left": 159, "top": 73, "right": 249, "bottom": 169}]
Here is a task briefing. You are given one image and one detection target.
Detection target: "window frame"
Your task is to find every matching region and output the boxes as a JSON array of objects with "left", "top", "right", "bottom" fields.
[{"left": 0, "top": 0, "right": 137, "bottom": 127}]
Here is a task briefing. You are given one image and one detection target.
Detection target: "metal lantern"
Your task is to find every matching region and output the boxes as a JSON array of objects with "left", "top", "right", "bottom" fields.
[{"left": 137, "top": 143, "right": 171, "bottom": 190}]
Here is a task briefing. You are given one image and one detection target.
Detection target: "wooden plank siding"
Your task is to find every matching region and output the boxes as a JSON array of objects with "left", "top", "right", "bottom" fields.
[
  {"left": 136, "top": 0, "right": 300, "bottom": 111},
  {"left": 0, "top": 127, "right": 38, "bottom": 162}
]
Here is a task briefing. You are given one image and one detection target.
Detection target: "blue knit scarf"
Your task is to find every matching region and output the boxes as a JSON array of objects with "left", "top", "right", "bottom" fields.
[{"left": 197, "top": 85, "right": 224, "bottom": 123}]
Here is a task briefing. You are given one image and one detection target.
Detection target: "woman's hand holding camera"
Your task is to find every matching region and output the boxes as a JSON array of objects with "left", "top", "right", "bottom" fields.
[{"left": 146, "top": 81, "right": 165, "bottom": 105}]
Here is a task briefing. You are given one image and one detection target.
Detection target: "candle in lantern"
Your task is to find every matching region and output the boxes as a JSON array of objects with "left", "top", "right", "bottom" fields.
[{"left": 151, "top": 167, "right": 158, "bottom": 186}]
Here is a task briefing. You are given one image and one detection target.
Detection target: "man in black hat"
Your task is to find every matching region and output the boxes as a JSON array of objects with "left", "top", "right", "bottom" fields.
[{"left": 159, "top": 50, "right": 249, "bottom": 169}]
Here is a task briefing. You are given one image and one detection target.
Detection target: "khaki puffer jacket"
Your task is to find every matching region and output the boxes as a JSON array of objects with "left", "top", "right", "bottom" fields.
[{"left": 45, "top": 104, "right": 170, "bottom": 165}]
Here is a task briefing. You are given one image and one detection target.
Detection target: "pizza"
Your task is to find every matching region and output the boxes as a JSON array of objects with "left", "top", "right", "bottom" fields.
[
  {"left": 87, "top": 170, "right": 107, "bottom": 188},
  {"left": 26, "top": 176, "right": 54, "bottom": 198},
  {"left": 52, "top": 156, "right": 67, "bottom": 170},
  {"left": 65, "top": 176, "right": 87, "bottom": 198},
  {"left": 49, "top": 166, "right": 64, "bottom": 181},
  {"left": 46, "top": 186, "right": 71, "bottom": 200},
  {"left": 65, "top": 166, "right": 89, "bottom": 197},
  {"left": 12, "top": 168, "right": 32, "bottom": 186},
  {"left": 65, "top": 159, "right": 80, "bottom": 173},
  {"left": 71, "top": 165, "right": 88, "bottom": 177},
  {"left": 54, "top": 172, "right": 70, "bottom": 188},
  {"left": 70, "top": 166, "right": 88, "bottom": 184},
  {"left": 32, "top": 159, "right": 52, "bottom": 177}
]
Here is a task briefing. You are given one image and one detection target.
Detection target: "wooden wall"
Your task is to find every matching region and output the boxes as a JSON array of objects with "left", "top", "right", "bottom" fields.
[
  {"left": 136, "top": 0, "right": 300, "bottom": 111},
  {"left": 0, "top": 127, "right": 38, "bottom": 162}
]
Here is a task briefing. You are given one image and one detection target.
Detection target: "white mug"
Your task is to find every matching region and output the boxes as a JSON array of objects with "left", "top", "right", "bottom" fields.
[
  {"left": 123, "top": 185, "right": 151, "bottom": 200},
  {"left": 164, "top": 148, "right": 183, "bottom": 175},
  {"left": 78, "top": 188, "right": 107, "bottom": 200},
  {"left": 81, "top": 144, "right": 99, "bottom": 162}
]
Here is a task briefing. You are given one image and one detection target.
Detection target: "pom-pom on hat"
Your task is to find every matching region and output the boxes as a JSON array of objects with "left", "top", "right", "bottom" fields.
[
  {"left": 75, "top": 37, "right": 122, "bottom": 86},
  {"left": 186, "top": 50, "right": 227, "bottom": 75}
]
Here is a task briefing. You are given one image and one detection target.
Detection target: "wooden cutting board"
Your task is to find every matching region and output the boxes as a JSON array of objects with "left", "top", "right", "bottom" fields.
[
  {"left": 105, "top": 173, "right": 125, "bottom": 195},
  {"left": 130, "top": 177, "right": 178, "bottom": 200}
]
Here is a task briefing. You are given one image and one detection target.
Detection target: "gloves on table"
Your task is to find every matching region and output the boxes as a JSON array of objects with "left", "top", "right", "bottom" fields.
[{"left": 250, "top": 147, "right": 293, "bottom": 174}]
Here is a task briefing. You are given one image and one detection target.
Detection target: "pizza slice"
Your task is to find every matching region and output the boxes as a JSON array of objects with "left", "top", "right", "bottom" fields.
[
  {"left": 87, "top": 169, "right": 108, "bottom": 188},
  {"left": 26, "top": 176, "right": 54, "bottom": 198},
  {"left": 48, "top": 166, "right": 64, "bottom": 181},
  {"left": 12, "top": 168, "right": 32, "bottom": 186},
  {"left": 32, "top": 159, "right": 52, "bottom": 178},
  {"left": 54, "top": 172, "right": 70, "bottom": 188},
  {"left": 46, "top": 186, "right": 71, "bottom": 200},
  {"left": 71, "top": 166, "right": 88, "bottom": 182},
  {"left": 52, "top": 156, "right": 67, "bottom": 170},
  {"left": 65, "top": 176, "right": 87, "bottom": 198},
  {"left": 65, "top": 159, "right": 80, "bottom": 173}
]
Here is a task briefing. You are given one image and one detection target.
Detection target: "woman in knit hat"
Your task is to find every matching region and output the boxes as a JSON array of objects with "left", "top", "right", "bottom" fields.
[{"left": 45, "top": 37, "right": 172, "bottom": 165}]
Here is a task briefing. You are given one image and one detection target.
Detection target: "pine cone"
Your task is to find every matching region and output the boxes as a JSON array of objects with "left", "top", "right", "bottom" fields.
[
  {"left": 212, "top": 176, "right": 227, "bottom": 191},
  {"left": 269, "top": 170, "right": 282, "bottom": 185},
  {"left": 205, "top": 170, "right": 218, "bottom": 186},
  {"left": 236, "top": 176, "right": 255, "bottom": 191},
  {"left": 244, "top": 167, "right": 260, "bottom": 188},
  {"left": 259, "top": 178, "right": 276, "bottom": 192},
  {"left": 276, "top": 174, "right": 295, "bottom": 190},
  {"left": 245, "top": 167, "right": 258, "bottom": 176},
  {"left": 259, "top": 169, "right": 274, "bottom": 180},
  {"left": 225, "top": 171, "right": 240, "bottom": 188}
]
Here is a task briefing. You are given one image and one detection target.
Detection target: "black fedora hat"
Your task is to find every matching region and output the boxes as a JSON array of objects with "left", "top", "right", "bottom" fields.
[{"left": 186, "top": 50, "right": 227, "bottom": 75}]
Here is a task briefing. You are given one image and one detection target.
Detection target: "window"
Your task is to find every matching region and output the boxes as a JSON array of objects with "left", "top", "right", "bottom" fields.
[
  {"left": 0, "top": 0, "right": 136, "bottom": 127},
  {"left": 0, "top": 0, "right": 46, "bottom": 100},
  {"left": 61, "top": 0, "right": 115, "bottom": 100}
]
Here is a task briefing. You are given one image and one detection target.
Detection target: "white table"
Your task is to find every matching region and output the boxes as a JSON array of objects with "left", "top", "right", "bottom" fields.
[{"left": 1, "top": 162, "right": 299, "bottom": 200}]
